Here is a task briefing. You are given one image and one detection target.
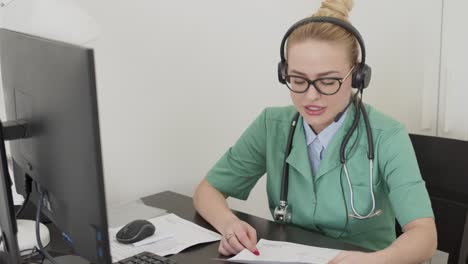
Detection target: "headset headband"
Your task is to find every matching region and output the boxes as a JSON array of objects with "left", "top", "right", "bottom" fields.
[
  {"left": 279, "top": 16, "right": 366, "bottom": 65},
  {"left": 278, "top": 16, "right": 371, "bottom": 90}
]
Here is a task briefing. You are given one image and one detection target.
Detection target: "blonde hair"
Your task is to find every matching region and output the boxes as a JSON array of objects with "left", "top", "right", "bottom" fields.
[{"left": 287, "top": 0, "right": 359, "bottom": 66}]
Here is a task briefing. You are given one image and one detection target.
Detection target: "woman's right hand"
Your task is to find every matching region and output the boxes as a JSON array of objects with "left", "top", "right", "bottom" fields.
[{"left": 219, "top": 217, "right": 260, "bottom": 256}]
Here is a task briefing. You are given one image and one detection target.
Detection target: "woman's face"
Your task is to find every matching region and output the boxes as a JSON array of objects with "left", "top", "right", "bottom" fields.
[{"left": 287, "top": 39, "right": 353, "bottom": 134}]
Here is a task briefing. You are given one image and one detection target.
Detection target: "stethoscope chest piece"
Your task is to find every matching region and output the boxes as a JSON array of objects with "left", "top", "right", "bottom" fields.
[{"left": 274, "top": 200, "right": 292, "bottom": 224}]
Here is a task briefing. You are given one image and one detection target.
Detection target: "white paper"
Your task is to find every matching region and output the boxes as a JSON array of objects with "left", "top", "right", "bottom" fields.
[
  {"left": 132, "top": 231, "right": 173, "bottom": 247},
  {"left": 109, "top": 213, "right": 221, "bottom": 262},
  {"left": 227, "top": 239, "right": 341, "bottom": 264}
]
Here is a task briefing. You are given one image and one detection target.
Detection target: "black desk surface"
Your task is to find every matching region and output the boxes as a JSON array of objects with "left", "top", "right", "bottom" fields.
[
  {"left": 140, "top": 191, "right": 367, "bottom": 263},
  {"left": 27, "top": 191, "right": 367, "bottom": 263}
]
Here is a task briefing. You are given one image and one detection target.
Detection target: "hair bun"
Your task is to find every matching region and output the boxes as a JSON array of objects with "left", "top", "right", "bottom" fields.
[{"left": 314, "top": 0, "right": 353, "bottom": 21}]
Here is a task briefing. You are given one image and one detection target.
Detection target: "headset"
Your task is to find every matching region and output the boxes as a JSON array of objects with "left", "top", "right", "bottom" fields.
[
  {"left": 277, "top": 16, "right": 371, "bottom": 90},
  {"left": 273, "top": 16, "right": 382, "bottom": 229}
]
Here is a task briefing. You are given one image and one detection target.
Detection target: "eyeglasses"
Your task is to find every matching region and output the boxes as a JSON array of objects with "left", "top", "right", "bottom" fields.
[{"left": 284, "top": 66, "right": 355, "bottom": 95}]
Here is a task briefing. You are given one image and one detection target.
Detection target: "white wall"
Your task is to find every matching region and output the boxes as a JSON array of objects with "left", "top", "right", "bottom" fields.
[
  {"left": 351, "top": 1, "right": 443, "bottom": 137},
  {"left": 0, "top": 0, "right": 319, "bottom": 220},
  {"left": 438, "top": 0, "right": 468, "bottom": 140},
  {"left": 81, "top": 0, "right": 318, "bottom": 220},
  {"left": 0, "top": 0, "right": 449, "bottom": 220},
  {"left": 0, "top": 62, "right": 3, "bottom": 122}
]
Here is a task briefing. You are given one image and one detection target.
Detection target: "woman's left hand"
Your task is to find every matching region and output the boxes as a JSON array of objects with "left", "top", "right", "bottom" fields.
[{"left": 328, "top": 251, "right": 384, "bottom": 264}]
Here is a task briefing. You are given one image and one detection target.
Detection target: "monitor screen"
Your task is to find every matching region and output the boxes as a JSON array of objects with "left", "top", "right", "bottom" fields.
[{"left": 0, "top": 28, "right": 111, "bottom": 264}]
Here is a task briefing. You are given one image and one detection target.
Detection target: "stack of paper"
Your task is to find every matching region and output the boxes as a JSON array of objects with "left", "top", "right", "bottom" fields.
[{"left": 227, "top": 239, "right": 341, "bottom": 264}]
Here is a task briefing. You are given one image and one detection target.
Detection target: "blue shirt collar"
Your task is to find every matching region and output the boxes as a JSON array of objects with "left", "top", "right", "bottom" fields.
[{"left": 303, "top": 108, "right": 349, "bottom": 148}]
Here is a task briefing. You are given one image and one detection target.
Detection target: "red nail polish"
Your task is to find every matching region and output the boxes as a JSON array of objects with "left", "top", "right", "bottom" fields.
[{"left": 253, "top": 250, "right": 260, "bottom": 256}]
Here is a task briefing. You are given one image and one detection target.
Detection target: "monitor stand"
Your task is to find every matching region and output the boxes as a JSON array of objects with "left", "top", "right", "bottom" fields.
[{"left": 43, "top": 255, "right": 92, "bottom": 264}]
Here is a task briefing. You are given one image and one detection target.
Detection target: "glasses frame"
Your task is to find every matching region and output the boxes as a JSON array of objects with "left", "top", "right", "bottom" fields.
[{"left": 284, "top": 65, "right": 355, "bottom": 95}]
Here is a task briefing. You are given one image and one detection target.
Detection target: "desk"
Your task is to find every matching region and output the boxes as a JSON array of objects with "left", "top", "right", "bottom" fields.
[
  {"left": 30, "top": 191, "right": 368, "bottom": 263},
  {"left": 142, "top": 191, "right": 367, "bottom": 263}
]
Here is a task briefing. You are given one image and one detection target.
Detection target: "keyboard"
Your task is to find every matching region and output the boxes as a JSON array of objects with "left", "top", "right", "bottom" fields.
[{"left": 113, "top": 251, "right": 177, "bottom": 264}]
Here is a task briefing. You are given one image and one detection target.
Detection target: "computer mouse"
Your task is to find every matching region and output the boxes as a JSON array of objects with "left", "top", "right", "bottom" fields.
[{"left": 116, "top": 219, "right": 156, "bottom": 244}]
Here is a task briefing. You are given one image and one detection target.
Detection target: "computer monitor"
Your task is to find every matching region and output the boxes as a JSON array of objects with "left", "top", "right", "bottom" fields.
[{"left": 0, "top": 28, "right": 111, "bottom": 264}]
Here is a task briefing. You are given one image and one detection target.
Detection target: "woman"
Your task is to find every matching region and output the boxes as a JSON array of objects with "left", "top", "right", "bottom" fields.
[{"left": 193, "top": 0, "right": 437, "bottom": 263}]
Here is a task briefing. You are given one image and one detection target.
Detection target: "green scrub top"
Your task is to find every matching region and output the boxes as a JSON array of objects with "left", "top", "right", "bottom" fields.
[{"left": 206, "top": 103, "right": 434, "bottom": 251}]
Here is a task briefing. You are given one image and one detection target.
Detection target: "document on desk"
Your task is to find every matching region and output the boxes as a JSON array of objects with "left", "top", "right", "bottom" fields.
[
  {"left": 109, "top": 213, "right": 222, "bottom": 262},
  {"left": 226, "top": 239, "right": 341, "bottom": 264}
]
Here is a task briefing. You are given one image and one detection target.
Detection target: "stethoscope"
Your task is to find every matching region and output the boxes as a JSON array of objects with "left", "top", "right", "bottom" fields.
[{"left": 273, "top": 93, "right": 382, "bottom": 225}]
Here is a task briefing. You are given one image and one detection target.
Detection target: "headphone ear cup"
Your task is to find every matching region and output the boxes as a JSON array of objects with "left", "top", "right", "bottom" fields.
[
  {"left": 352, "top": 63, "right": 372, "bottom": 89},
  {"left": 278, "top": 61, "right": 287, "bottom": 84}
]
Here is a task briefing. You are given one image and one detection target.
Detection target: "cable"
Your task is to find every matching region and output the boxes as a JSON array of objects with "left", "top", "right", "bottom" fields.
[
  {"left": 336, "top": 165, "right": 349, "bottom": 239},
  {"left": 0, "top": 236, "right": 40, "bottom": 264},
  {"left": 22, "top": 247, "right": 46, "bottom": 264},
  {"left": 339, "top": 95, "right": 361, "bottom": 163},
  {"left": 35, "top": 191, "right": 59, "bottom": 264},
  {"left": 316, "top": 164, "right": 351, "bottom": 239},
  {"left": 315, "top": 100, "right": 361, "bottom": 238},
  {"left": 16, "top": 192, "right": 31, "bottom": 218},
  {"left": 343, "top": 161, "right": 378, "bottom": 219},
  {"left": 342, "top": 95, "right": 381, "bottom": 219},
  {"left": 359, "top": 95, "right": 374, "bottom": 159},
  {"left": 20, "top": 247, "right": 37, "bottom": 261},
  {"left": 338, "top": 92, "right": 378, "bottom": 219},
  {"left": 16, "top": 176, "right": 33, "bottom": 218},
  {"left": 335, "top": 102, "right": 361, "bottom": 239},
  {"left": 280, "top": 112, "right": 300, "bottom": 203},
  {"left": 344, "top": 103, "right": 362, "bottom": 161}
]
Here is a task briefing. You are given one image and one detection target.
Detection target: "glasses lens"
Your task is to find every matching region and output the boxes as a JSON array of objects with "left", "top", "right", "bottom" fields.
[
  {"left": 285, "top": 76, "right": 309, "bottom": 93},
  {"left": 314, "top": 78, "right": 341, "bottom": 95}
]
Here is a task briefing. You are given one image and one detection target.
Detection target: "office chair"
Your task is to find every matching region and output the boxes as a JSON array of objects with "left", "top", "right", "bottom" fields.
[{"left": 400, "top": 134, "right": 468, "bottom": 264}]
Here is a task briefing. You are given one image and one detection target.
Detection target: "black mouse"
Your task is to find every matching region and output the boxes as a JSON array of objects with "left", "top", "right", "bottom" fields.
[{"left": 116, "top": 219, "right": 156, "bottom": 244}]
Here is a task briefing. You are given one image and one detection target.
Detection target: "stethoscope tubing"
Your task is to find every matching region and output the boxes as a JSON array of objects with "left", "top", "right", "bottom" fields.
[{"left": 279, "top": 95, "right": 379, "bottom": 221}]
